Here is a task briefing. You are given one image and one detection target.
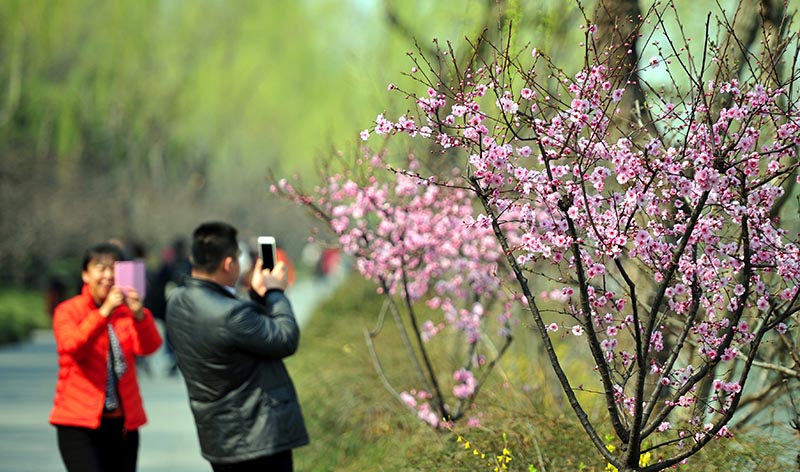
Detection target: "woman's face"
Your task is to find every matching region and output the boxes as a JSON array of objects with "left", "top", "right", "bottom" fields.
[{"left": 82, "top": 254, "right": 116, "bottom": 305}]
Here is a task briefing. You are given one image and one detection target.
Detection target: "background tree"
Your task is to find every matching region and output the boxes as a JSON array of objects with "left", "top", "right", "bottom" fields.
[{"left": 0, "top": 0, "right": 517, "bottom": 288}]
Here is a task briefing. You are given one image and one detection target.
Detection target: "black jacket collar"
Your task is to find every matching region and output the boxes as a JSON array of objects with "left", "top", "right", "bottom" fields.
[{"left": 186, "top": 277, "right": 237, "bottom": 299}]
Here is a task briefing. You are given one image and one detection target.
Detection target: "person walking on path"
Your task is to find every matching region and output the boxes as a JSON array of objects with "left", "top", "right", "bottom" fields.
[
  {"left": 166, "top": 221, "right": 309, "bottom": 472},
  {"left": 144, "top": 238, "right": 191, "bottom": 376},
  {"left": 50, "top": 242, "right": 163, "bottom": 472}
]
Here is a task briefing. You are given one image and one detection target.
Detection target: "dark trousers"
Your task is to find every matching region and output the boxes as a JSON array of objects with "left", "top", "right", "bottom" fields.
[
  {"left": 56, "top": 418, "right": 139, "bottom": 472},
  {"left": 211, "top": 450, "right": 293, "bottom": 472}
]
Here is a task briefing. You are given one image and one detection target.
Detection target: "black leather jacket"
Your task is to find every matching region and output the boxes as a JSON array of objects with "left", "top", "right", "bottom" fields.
[{"left": 166, "top": 278, "right": 309, "bottom": 464}]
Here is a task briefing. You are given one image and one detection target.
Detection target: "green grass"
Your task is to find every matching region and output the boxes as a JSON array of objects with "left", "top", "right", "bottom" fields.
[
  {"left": 0, "top": 289, "right": 50, "bottom": 345},
  {"left": 290, "top": 275, "right": 799, "bottom": 471}
]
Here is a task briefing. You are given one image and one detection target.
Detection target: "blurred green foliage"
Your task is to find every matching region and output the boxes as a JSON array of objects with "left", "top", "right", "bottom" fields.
[
  {"left": 0, "top": 0, "right": 779, "bottom": 285},
  {"left": 2, "top": 0, "right": 568, "bottom": 287},
  {"left": 0, "top": 0, "right": 532, "bottom": 184},
  {"left": 0, "top": 289, "right": 49, "bottom": 345}
]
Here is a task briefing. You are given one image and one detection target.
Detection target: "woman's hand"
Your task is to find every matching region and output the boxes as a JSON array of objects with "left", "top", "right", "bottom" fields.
[
  {"left": 125, "top": 289, "right": 145, "bottom": 321},
  {"left": 99, "top": 286, "right": 125, "bottom": 318}
]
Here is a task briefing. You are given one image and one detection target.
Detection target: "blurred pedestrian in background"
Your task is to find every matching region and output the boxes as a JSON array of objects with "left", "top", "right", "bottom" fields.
[{"left": 144, "top": 238, "right": 191, "bottom": 376}]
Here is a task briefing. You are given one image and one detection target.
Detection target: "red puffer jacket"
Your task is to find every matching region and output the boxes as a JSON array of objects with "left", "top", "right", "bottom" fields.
[{"left": 49, "top": 285, "right": 162, "bottom": 431}]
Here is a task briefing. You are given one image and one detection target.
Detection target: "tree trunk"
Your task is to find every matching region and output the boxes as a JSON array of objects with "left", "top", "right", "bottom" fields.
[{"left": 592, "top": 0, "right": 651, "bottom": 138}]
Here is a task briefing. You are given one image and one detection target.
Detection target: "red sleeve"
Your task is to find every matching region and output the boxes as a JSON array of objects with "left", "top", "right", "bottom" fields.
[
  {"left": 52, "top": 299, "right": 107, "bottom": 360},
  {"left": 131, "top": 308, "right": 162, "bottom": 356}
]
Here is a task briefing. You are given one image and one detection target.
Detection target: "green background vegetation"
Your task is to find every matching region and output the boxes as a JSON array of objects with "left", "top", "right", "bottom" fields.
[
  {"left": 0, "top": 289, "right": 47, "bottom": 344},
  {"left": 0, "top": 0, "right": 518, "bottom": 287},
  {"left": 0, "top": 0, "right": 601, "bottom": 289},
  {"left": 0, "top": 0, "right": 772, "bottom": 287}
]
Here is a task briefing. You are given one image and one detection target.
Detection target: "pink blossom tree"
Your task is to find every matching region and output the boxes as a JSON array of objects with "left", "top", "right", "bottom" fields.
[
  {"left": 273, "top": 150, "right": 519, "bottom": 427},
  {"left": 274, "top": 2, "right": 800, "bottom": 470}
]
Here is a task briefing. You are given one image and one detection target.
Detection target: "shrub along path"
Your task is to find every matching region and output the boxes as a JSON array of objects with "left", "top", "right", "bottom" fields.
[{"left": 0, "top": 275, "right": 339, "bottom": 472}]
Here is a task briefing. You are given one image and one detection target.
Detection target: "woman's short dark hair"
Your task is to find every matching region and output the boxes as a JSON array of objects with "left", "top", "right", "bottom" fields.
[
  {"left": 81, "top": 243, "right": 124, "bottom": 271},
  {"left": 191, "top": 221, "right": 239, "bottom": 273}
]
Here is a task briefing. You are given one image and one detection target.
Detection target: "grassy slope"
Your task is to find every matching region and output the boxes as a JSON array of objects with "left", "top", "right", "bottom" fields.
[{"left": 289, "top": 275, "right": 797, "bottom": 472}]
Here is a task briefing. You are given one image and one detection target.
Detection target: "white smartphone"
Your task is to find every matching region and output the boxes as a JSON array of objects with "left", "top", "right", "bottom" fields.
[{"left": 257, "top": 236, "right": 277, "bottom": 270}]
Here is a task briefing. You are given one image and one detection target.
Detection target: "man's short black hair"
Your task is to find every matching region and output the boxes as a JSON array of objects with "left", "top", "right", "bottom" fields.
[
  {"left": 81, "top": 243, "right": 124, "bottom": 271},
  {"left": 191, "top": 222, "right": 239, "bottom": 273}
]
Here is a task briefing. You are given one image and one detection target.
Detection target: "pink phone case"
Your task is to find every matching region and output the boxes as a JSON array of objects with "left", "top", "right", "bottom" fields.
[{"left": 114, "top": 260, "right": 147, "bottom": 298}]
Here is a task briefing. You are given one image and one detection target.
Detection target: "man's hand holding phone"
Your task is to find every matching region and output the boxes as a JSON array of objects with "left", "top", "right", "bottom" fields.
[
  {"left": 257, "top": 236, "right": 276, "bottom": 271},
  {"left": 252, "top": 236, "right": 287, "bottom": 295},
  {"left": 250, "top": 258, "right": 288, "bottom": 296}
]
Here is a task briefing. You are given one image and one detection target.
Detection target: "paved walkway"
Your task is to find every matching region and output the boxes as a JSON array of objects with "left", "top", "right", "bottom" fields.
[
  {"left": 0, "top": 277, "right": 338, "bottom": 472},
  {"left": 0, "top": 328, "right": 210, "bottom": 472}
]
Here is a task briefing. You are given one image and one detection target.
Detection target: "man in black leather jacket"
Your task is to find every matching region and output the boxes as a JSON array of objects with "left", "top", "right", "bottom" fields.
[{"left": 166, "top": 222, "right": 309, "bottom": 472}]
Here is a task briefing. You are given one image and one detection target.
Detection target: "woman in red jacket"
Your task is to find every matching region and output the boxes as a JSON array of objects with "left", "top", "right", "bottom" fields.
[{"left": 50, "top": 242, "right": 162, "bottom": 472}]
